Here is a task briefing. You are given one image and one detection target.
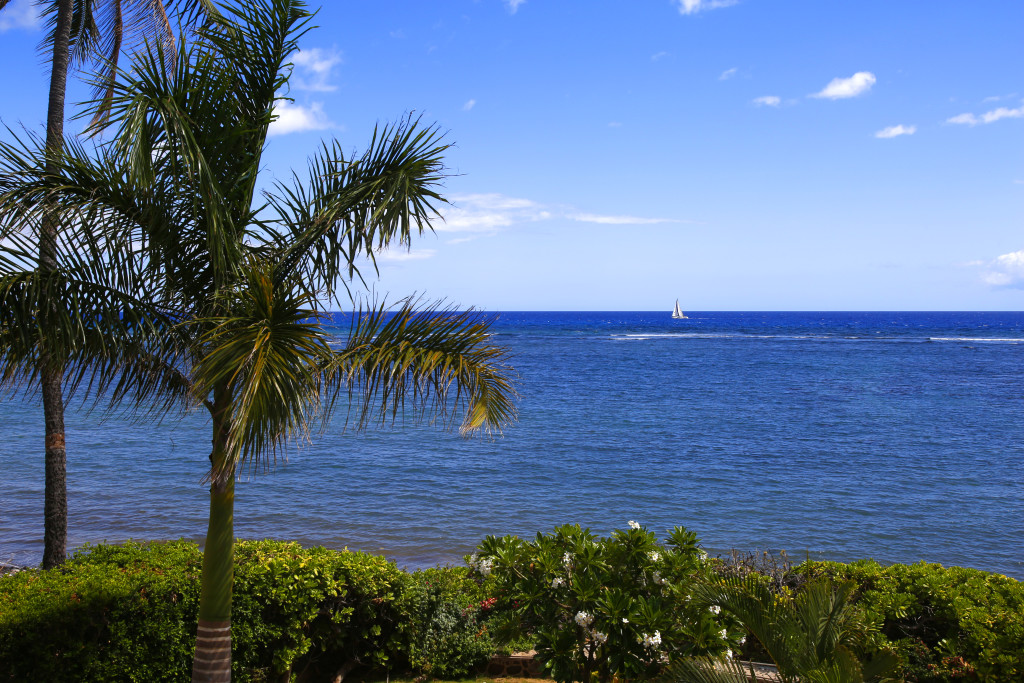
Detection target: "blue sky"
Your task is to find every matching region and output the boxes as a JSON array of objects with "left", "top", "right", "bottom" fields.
[{"left": 1, "top": 0, "right": 1022, "bottom": 311}]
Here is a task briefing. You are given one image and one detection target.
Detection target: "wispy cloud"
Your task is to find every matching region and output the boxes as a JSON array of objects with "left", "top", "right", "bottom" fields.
[
  {"left": 752, "top": 95, "right": 780, "bottom": 107},
  {"left": 569, "top": 213, "right": 684, "bottom": 225},
  {"left": 463, "top": 99, "right": 476, "bottom": 111},
  {"left": 438, "top": 193, "right": 686, "bottom": 234},
  {"left": 505, "top": 0, "right": 526, "bottom": 14},
  {"left": 810, "top": 71, "right": 876, "bottom": 100},
  {"left": 440, "top": 194, "right": 549, "bottom": 233},
  {"left": 376, "top": 248, "right": 437, "bottom": 262},
  {"left": 268, "top": 100, "right": 332, "bottom": 136},
  {"left": 290, "top": 48, "right": 342, "bottom": 92},
  {"left": 875, "top": 124, "right": 916, "bottom": 138},
  {"left": 675, "top": 0, "right": 740, "bottom": 15},
  {"left": 651, "top": 51, "right": 670, "bottom": 62},
  {"left": 0, "top": 0, "right": 38, "bottom": 32},
  {"left": 947, "top": 103, "right": 1024, "bottom": 127},
  {"left": 608, "top": 121, "right": 622, "bottom": 128},
  {"left": 719, "top": 67, "right": 738, "bottom": 80},
  {"left": 981, "top": 250, "right": 1024, "bottom": 288}
]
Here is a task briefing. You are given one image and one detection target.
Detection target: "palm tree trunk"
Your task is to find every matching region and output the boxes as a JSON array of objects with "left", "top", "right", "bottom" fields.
[
  {"left": 40, "top": 0, "right": 75, "bottom": 571},
  {"left": 193, "top": 395, "right": 235, "bottom": 683}
]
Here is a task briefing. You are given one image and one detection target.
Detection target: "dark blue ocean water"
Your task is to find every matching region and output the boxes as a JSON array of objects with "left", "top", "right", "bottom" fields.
[{"left": 2, "top": 312, "right": 1023, "bottom": 578}]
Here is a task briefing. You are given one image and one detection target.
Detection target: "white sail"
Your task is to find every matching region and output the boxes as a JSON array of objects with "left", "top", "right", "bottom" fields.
[{"left": 672, "top": 299, "right": 688, "bottom": 319}]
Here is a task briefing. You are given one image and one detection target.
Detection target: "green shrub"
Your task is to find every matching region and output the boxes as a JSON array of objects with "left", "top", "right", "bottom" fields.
[
  {"left": 400, "top": 565, "right": 496, "bottom": 678},
  {"left": 0, "top": 540, "right": 409, "bottom": 682},
  {"left": 231, "top": 540, "right": 409, "bottom": 681},
  {"left": 476, "top": 523, "right": 738, "bottom": 683},
  {"left": 799, "top": 560, "right": 1024, "bottom": 682},
  {"left": 0, "top": 540, "right": 202, "bottom": 682}
]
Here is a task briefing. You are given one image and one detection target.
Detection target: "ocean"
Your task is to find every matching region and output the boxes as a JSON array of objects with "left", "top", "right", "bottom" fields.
[{"left": 2, "top": 311, "right": 1023, "bottom": 578}]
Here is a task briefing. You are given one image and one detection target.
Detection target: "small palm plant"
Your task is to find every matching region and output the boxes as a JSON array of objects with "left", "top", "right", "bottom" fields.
[
  {"left": 661, "top": 577, "right": 897, "bottom": 683},
  {"left": 0, "top": 1, "right": 517, "bottom": 681}
]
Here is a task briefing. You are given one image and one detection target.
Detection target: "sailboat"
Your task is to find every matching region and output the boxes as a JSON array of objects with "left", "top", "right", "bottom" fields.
[{"left": 672, "top": 299, "right": 688, "bottom": 319}]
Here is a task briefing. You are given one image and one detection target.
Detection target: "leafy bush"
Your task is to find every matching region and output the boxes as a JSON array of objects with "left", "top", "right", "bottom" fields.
[
  {"left": 475, "top": 522, "right": 740, "bottom": 683},
  {"left": 0, "top": 540, "right": 409, "bottom": 682},
  {"left": 0, "top": 540, "right": 202, "bottom": 682},
  {"left": 799, "top": 560, "right": 1024, "bottom": 682},
  {"left": 231, "top": 540, "right": 409, "bottom": 681},
  {"left": 400, "top": 565, "right": 496, "bottom": 678}
]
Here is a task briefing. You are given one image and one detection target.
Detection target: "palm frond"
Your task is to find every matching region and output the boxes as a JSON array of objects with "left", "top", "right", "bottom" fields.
[
  {"left": 326, "top": 298, "right": 517, "bottom": 436},
  {"left": 189, "top": 257, "right": 331, "bottom": 479},
  {"left": 265, "top": 115, "right": 450, "bottom": 303},
  {"left": 659, "top": 656, "right": 750, "bottom": 683}
]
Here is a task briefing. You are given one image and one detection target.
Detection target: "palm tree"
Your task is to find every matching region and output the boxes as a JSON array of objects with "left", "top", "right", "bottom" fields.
[
  {"left": 0, "top": 1, "right": 516, "bottom": 681},
  {"left": 661, "top": 578, "right": 897, "bottom": 683},
  {"left": 0, "top": 0, "right": 212, "bottom": 569}
]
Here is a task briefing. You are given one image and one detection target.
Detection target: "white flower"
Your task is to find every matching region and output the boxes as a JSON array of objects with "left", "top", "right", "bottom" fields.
[
  {"left": 697, "top": 549, "right": 708, "bottom": 560},
  {"left": 467, "top": 553, "right": 479, "bottom": 568},
  {"left": 710, "top": 605, "right": 721, "bottom": 615},
  {"left": 739, "top": 636, "right": 747, "bottom": 645},
  {"left": 622, "top": 617, "right": 629, "bottom": 624},
  {"left": 552, "top": 577, "right": 565, "bottom": 588},
  {"left": 725, "top": 649, "right": 733, "bottom": 660},
  {"left": 628, "top": 520, "right": 640, "bottom": 530},
  {"left": 592, "top": 630, "right": 608, "bottom": 644},
  {"left": 652, "top": 571, "right": 667, "bottom": 585},
  {"left": 639, "top": 631, "right": 662, "bottom": 648},
  {"left": 563, "top": 552, "right": 573, "bottom": 566},
  {"left": 477, "top": 558, "right": 493, "bottom": 576},
  {"left": 720, "top": 629, "right": 728, "bottom": 639},
  {"left": 575, "top": 611, "right": 594, "bottom": 628},
  {"left": 649, "top": 551, "right": 661, "bottom": 562}
]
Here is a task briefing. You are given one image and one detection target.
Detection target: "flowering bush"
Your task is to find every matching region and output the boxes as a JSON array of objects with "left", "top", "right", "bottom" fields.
[{"left": 474, "top": 523, "right": 741, "bottom": 683}]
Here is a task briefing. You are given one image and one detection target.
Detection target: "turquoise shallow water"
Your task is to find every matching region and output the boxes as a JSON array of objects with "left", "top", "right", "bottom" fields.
[{"left": 2, "top": 311, "right": 1023, "bottom": 578}]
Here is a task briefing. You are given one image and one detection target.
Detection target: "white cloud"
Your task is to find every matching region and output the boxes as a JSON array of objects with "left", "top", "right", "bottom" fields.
[
  {"left": 505, "top": 0, "right": 526, "bottom": 14},
  {"left": 947, "top": 103, "right": 1024, "bottom": 126},
  {"left": 440, "top": 194, "right": 547, "bottom": 233},
  {"left": 569, "top": 213, "right": 682, "bottom": 225},
  {"left": 675, "top": 0, "right": 739, "bottom": 15},
  {"left": 0, "top": 0, "right": 38, "bottom": 31},
  {"left": 719, "top": 67, "right": 738, "bottom": 80},
  {"left": 651, "top": 51, "right": 670, "bottom": 62},
  {"left": 463, "top": 99, "right": 476, "bottom": 111},
  {"left": 752, "top": 95, "right": 780, "bottom": 107},
  {"left": 376, "top": 248, "right": 436, "bottom": 262},
  {"left": 810, "top": 71, "right": 876, "bottom": 99},
  {"left": 947, "top": 113, "right": 978, "bottom": 126},
  {"left": 875, "top": 124, "right": 916, "bottom": 138},
  {"left": 291, "top": 48, "right": 342, "bottom": 92},
  {"left": 268, "top": 100, "right": 332, "bottom": 136},
  {"left": 438, "top": 193, "right": 687, "bottom": 234},
  {"left": 981, "top": 250, "right": 1024, "bottom": 288},
  {"left": 608, "top": 121, "right": 622, "bottom": 128}
]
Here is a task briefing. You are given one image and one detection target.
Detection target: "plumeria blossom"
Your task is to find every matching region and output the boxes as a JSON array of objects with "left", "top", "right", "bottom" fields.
[
  {"left": 552, "top": 576, "right": 565, "bottom": 588},
  {"left": 638, "top": 631, "right": 662, "bottom": 648},
  {"left": 739, "top": 636, "right": 747, "bottom": 645},
  {"left": 720, "top": 629, "right": 728, "bottom": 639},
  {"left": 710, "top": 605, "right": 721, "bottom": 615},
  {"left": 628, "top": 520, "right": 641, "bottom": 529},
  {"left": 698, "top": 549, "right": 708, "bottom": 560},
  {"left": 476, "top": 558, "right": 494, "bottom": 576},
  {"left": 563, "top": 552, "right": 573, "bottom": 566},
  {"left": 575, "top": 611, "right": 594, "bottom": 628},
  {"left": 649, "top": 551, "right": 661, "bottom": 562},
  {"left": 591, "top": 630, "right": 608, "bottom": 644},
  {"left": 725, "top": 649, "right": 734, "bottom": 659},
  {"left": 622, "top": 617, "right": 629, "bottom": 624},
  {"left": 652, "top": 571, "right": 667, "bottom": 585}
]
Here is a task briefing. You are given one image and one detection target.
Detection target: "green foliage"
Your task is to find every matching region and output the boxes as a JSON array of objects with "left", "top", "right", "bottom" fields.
[
  {"left": 231, "top": 540, "right": 409, "bottom": 680},
  {"left": 0, "top": 540, "right": 202, "bottom": 682},
  {"left": 799, "top": 560, "right": 1024, "bottom": 682},
  {"left": 401, "top": 566, "right": 496, "bottom": 678},
  {"left": 0, "top": 540, "right": 408, "bottom": 682},
  {"left": 663, "top": 576, "right": 897, "bottom": 683},
  {"left": 476, "top": 523, "right": 737, "bottom": 683}
]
